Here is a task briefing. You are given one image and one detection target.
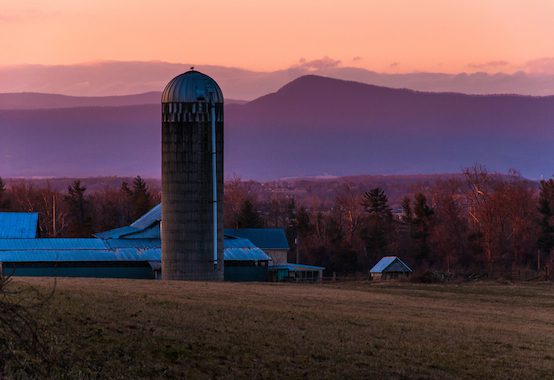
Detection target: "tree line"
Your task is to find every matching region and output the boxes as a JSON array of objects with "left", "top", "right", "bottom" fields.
[
  {"left": 225, "top": 168, "right": 554, "bottom": 275},
  {"left": 0, "top": 176, "right": 159, "bottom": 237},
  {"left": 1, "top": 167, "right": 553, "bottom": 275}
]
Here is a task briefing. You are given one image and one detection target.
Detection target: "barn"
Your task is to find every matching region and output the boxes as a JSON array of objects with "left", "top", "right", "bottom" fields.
[{"left": 370, "top": 256, "right": 412, "bottom": 280}]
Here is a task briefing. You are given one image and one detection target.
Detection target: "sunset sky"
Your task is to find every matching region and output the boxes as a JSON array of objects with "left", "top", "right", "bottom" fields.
[{"left": 1, "top": 0, "right": 554, "bottom": 73}]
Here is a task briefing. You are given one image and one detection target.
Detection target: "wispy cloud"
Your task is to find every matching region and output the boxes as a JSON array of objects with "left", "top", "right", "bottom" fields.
[
  {"left": 466, "top": 60, "right": 509, "bottom": 70},
  {"left": 293, "top": 56, "right": 341, "bottom": 71},
  {"left": 523, "top": 57, "right": 554, "bottom": 74},
  {"left": 389, "top": 62, "right": 399, "bottom": 68}
]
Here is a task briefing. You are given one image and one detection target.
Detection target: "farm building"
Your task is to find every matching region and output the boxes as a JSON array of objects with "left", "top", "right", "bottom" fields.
[
  {"left": 370, "top": 256, "right": 412, "bottom": 280},
  {"left": 0, "top": 205, "right": 323, "bottom": 281},
  {"left": 225, "top": 228, "right": 289, "bottom": 265},
  {"left": 0, "top": 236, "right": 270, "bottom": 280}
]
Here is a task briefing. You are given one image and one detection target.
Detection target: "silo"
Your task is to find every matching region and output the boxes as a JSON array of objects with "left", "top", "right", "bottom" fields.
[{"left": 161, "top": 70, "right": 224, "bottom": 280}]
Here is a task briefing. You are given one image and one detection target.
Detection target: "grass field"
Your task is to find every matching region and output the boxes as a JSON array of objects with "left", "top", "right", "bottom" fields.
[{"left": 7, "top": 278, "right": 554, "bottom": 379}]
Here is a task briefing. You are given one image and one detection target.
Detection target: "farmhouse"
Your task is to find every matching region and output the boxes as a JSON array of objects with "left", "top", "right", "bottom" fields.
[{"left": 370, "top": 256, "right": 412, "bottom": 280}]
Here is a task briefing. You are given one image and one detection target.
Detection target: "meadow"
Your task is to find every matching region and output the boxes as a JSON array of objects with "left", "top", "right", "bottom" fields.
[{"left": 7, "top": 278, "right": 554, "bottom": 379}]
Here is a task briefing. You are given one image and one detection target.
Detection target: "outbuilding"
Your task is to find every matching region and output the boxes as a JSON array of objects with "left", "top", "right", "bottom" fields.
[{"left": 370, "top": 256, "right": 412, "bottom": 280}]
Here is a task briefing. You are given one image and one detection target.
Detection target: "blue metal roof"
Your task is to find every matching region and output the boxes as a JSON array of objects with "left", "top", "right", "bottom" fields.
[
  {"left": 95, "top": 226, "right": 139, "bottom": 239},
  {"left": 0, "top": 212, "right": 38, "bottom": 239},
  {"left": 0, "top": 238, "right": 106, "bottom": 250},
  {"left": 0, "top": 248, "right": 160, "bottom": 263},
  {"left": 162, "top": 70, "right": 224, "bottom": 104},
  {"left": 130, "top": 204, "right": 161, "bottom": 230},
  {"left": 224, "top": 247, "right": 270, "bottom": 261},
  {"left": 103, "top": 239, "right": 160, "bottom": 249},
  {"left": 270, "top": 263, "right": 325, "bottom": 271},
  {"left": 0, "top": 237, "right": 269, "bottom": 263},
  {"left": 370, "top": 256, "right": 412, "bottom": 273},
  {"left": 224, "top": 228, "right": 289, "bottom": 250}
]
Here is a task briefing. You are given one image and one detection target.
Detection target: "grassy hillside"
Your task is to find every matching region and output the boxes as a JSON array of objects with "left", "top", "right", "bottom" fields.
[{"left": 7, "top": 278, "right": 554, "bottom": 379}]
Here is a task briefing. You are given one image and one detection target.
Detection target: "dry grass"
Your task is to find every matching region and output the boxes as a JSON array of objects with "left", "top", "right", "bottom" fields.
[{"left": 7, "top": 278, "right": 554, "bottom": 379}]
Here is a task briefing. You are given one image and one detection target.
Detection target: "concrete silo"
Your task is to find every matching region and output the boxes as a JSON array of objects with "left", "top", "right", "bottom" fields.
[{"left": 161, "top": 70, "right": 224, "bottom": 280}]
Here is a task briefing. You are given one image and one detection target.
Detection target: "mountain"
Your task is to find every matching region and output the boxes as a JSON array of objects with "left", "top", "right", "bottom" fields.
[
  {"left": 2, "top": 61, "right": 554, "bottom": 100},
  {"left": 1, "top": 75, "right": 553, "bottom": 179},
  {"left": 0, "top": 92, "right": 247, "bottom": 110}
]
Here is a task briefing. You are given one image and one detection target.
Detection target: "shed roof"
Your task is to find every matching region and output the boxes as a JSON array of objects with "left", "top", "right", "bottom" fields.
[
  {"left": 224, "top": 228, "right": 289, "bottom": 250},
  {"left": 0, "top": 212, "right": 38, "bottom": 239},
  {"left": 370, "top": 256, "right": 412, "bottom": 273}
]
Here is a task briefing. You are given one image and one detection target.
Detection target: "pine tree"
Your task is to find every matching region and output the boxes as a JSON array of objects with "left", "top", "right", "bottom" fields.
[
  {"left": 131, "top": 176, "right": 152, "bottom": 219},
  {"left": 360, "top": 188, "right": 394, "bottom": 267},
  {"left": 64, "top": 180, "right": 93, "bottom": 237},
  {"left": 237, "top": 199, "right": 264, "bottom": 228},
  {"left": 412, "top": 193, "right": 434, "bottom": 263}
]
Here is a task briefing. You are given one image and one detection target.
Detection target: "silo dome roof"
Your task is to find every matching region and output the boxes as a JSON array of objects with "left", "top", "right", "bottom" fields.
[{"left": 162, "top": 70, "right": 223, "bottom": 103}]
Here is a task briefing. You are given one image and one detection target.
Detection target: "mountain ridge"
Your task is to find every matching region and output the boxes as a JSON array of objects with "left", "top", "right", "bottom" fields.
[{"left": 1, "top": 75, "right": 553, "bottom": 180}]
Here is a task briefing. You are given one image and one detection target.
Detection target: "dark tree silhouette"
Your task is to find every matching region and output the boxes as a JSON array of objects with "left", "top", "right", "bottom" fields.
[
  {"left": 131, "top": 176, "right": 153, "bottom": 220},
  {"left": 360, "top": 188, "right": 394, "bottom": 267},
  {"left": 237, "top": 199, "right": 264, "bottom": 228},
  {"left": 64, "top": 181, "right": 92, "bottom": 237},
  {"left": 412, "top": 193, "right": 434, "bottom": 263}
]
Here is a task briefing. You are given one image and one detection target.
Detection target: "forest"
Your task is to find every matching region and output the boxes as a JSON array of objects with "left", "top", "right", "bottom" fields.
[{"left": 1, "top": 166, "right": 553, "bottom": 277}]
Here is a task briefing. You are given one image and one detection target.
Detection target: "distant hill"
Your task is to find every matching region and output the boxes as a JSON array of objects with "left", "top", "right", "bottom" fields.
[
  {"left": 2, "top": 61, "right": 554, "bottom": 99},
  {"left": 1, "top": 75, "right": 553, "bottom": 179},
  {"left": 0, "top": 92, "right": 247, "bottom": 109}
]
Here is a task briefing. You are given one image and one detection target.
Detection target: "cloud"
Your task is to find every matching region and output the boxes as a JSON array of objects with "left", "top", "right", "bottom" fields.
[
  {"left": 352, "top": 56, "right": 362, "bottom": 62},
  {"left": 293, "top": 56, "right": 341, "bottom": 71},
  {"left": 523, "top": 57, "right": 554, "bottom": 74},
  {"left": 389, "top": 62, "right": 399, "bottom": 68},
  {"left": 467, "top": 60, "right": 509, "bottom": 70}
]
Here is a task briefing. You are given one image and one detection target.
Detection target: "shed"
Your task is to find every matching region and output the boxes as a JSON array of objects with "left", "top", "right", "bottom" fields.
[{"left": 370, "top": 256, "right": 412, "bottom": 280}]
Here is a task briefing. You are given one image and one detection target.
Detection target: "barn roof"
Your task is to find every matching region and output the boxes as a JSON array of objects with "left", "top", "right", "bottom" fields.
[
  {"left": 0, "top": 236, "right": 270, "bottom": 263},
  {"left": 370, "top": 256, "right": 412, "bottom": 273},
  {"left": 0, "top": 212, "right": 38, "bottom": 239},
  {"left": 224, "top": 228, "right": 289, "bottom": 250}
]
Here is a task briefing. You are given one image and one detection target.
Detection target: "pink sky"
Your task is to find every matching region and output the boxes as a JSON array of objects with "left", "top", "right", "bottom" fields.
[{"left": 1, "top": 0, "right": 554, "bottom": 73}]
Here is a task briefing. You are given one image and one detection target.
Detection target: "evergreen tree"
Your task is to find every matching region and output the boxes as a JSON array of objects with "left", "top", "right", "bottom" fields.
[
  {"left": 537, "top": 179, "right": 554, "bottom": 257},
  {"left": 412, "top": 193, "right": 434, "bottom": 263},
  {"left": 64, "top": 180, "right": 93, "bottom": 237},
  {"left": 131, "top": 176, "right": 152, "bottom": 219},
  {"left": 237, "top": 199, "right": 264, "bottom": 228},
  {"left": 360, "top": 188, "right": 394, "bottom": 267}
]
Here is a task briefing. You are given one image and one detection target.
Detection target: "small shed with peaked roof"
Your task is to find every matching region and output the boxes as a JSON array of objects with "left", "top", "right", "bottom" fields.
[{"left": 370, "top": 256, "right": 412, "bottom": 280}]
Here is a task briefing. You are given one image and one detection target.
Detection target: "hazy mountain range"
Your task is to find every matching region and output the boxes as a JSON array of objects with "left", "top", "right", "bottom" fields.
[
  {"left": 1, "top": 75, "right": 553, "bottom": 180},
  {"left": 2, "top": 60, "right": 554, "bottom": 100}
]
